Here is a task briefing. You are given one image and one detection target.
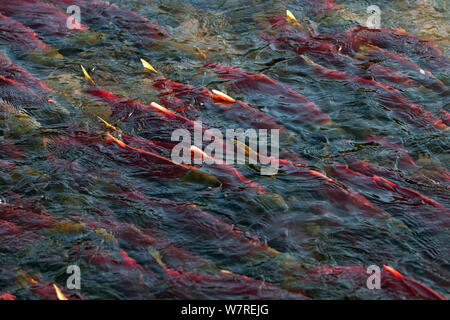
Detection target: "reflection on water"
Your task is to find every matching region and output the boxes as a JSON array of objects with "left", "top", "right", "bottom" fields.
[{"left": 0, "top": 0, "right": 448, "bottom": 299}]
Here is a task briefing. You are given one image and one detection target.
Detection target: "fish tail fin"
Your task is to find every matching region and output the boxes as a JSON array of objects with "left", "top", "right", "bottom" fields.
[
  {"left": 81, "top": 65, "right": 95, "bottom": 85},
  {"left": 53, "top": 284, "right": 68, "bottom": 300},
  {"left": 140, "top": 58, "right": 158, "bottom": 73},
  {"left": 97, "top": 116, "right": 118, "bottom": 131},
  {"left": 148, "top": 247, "right": 167, "bottom": 269}
]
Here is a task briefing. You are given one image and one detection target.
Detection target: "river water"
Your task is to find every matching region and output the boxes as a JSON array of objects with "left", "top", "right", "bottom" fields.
[{"left": 0, "top": 0, "right": 448, "bottom": 299}]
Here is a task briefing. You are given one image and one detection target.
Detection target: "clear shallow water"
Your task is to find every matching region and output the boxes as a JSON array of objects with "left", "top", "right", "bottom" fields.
[{"left": 0, "top": 0, "right": 449, "bottom": 299}]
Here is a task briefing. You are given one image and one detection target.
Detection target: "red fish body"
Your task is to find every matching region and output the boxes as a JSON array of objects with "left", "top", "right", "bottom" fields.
[
  {"left": 122, "top": 134, "right": 265, "bottom": 193},
  {"left": 81, "top": 213, "right": 215, "bottom": 272},
  {"left": 204, "top": 62, "right": 331, "bottom": 125},
  {"left": 0, "top": 0, "right": 87, "bottom": 37},
  {"left": 152, "top": 77, "right": 288, "bottom": 132},
  {"left": 264, "top": 156, "right": 388, "bottom": 218},
  {"left": 0, "top": 202, "right": 58, "bottom": 232},
  {"left": 70, "top": 244, "right": 157, "bottom": 299},
  {"left": 347, "top": 158, "right": 400, "bottom": 182},
  {"left": 0, "top": 138, "right": 23, "bottom": 159},
  {"left": 266, "top": 16, "right": 421, "bottom": 91},
  {"left": 50, "top": 132, "right": 198, "bottom": 181},
  {"left": 330, "top": 163, "right": 450, "bottom": 231},
  {"left": 0, "top": 56, "right": 53, "bottom": 95},
  {"left": 48, "top": 0, "right": 168, "bottom": 43},
  {"left": 346, "top": 158, "right": 450, "bottom": 208},
  {"left": 347, "top": 43, "right": 449, "bottom": 96},
  {"left": 0, "top": 293, "right": 15, "bottom": 300},
  {"left": 86, "top": 88, "right": 197, "bottom": 143},
  {"left": 120, "top": 191, "right": 275, "bottom": 260},
  {"left": 74, "top": 245, "right": 145, "bottom": 272},
  {"left": 161, "top": 268, "right": 309, "bottom": 300},
  {"left": 330, "top": 26, "right": 450, "bottom": 75},
  {"left": 365, "top": 135, "right": 419, "bottom": 169},
  {"left": 0, "top": 220, "right": 42, "bottom": 252},
  {"left": 296, "top": 56, "right": 447, "bottom": 130},
  {"left": 439, "top": 109, "right": 450, "bottom": 126},
  {"left": 0, "top": 75, "right": 55, "bottom": 111},
  {"left": 47, "top": 155, "right": 275, "bottom": 264},
  {"left": 303, "top": 265, "right": 445, "bottom": 300},
  {"left": 28, "top": 283, "right": 70, "bottom": 300},
  {"left": 86, "top": 88, "right": 283, "bottom": 185},
  {"left": 365, "top": 135, "right": 450, "bottom": 184},
  {"left": 0, "top": 13, "right": 50, "bottom": 51}
]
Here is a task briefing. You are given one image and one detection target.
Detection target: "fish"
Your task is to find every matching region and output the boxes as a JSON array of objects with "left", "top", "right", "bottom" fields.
[
  {"left": 4, "top": 268, "right": 82, "bottom": 300},
  {"left": 77, "top": 206, "right": 217, "bottom": 273},
  {"left": 0, "top": 13, "right": 50, "bottom": 51},
  {"left": 95, "top": 91, "right": 387, "bottom": 218},
  {"left": 328, "top": 25, "right": 450, "bottom": 76},
  {"left": 48, "top": 148, "right": 382, "bottom": 277},
  {"left": 72, "top": 244, "right": 145, "bottom": 272},
  {"left": 329, "top": 162, "right": 450, "bottom": 232},
  {"left": 152, "top": 77, "right": 288, "bottom": 132},
  {"left": 265, "top": 16, "right": 426, "bottom": 91},
  {"left": 69, "top": 243, "right": 158, "bottom": 299},
  {"left": 46, "top": 153, "right": 282, "bottom": 261},
  {"left": 0, "top": 202, "right": 58, "bottom": 232},
  {"left": 121, "top": 133, "right": 266, "bottom": 193},
  {"left": 0, "top": 98, "right": 41, "bottom": 136},
  {"left": 0, "top": 293, "right": 15, "bottom": 300},
  {"left": 86, "top": 64, "right": 283, "bottom": 136},
  {"left": 366, "top": 135, "right": 450, "bottom": 184},
  {"left": 297, "top": 55, "right": 447, "bottom": 131},
  {"left": 0, "top": 159, "right": 14, "bottom": 173},
  {"left": 86, "top": 87, "right": 197, "bottom": 143},
  {"left": 0, "top": 0, "right": 87, "bottom": 37},
  {"left": 0, "top": 56, "right": 53, "bottom": 95},
  {"left": 224, "top": 140, "right": 389, "bottom": 218},
  {"left": 28, "top": 280, "right": 81, "bottom": 300},
  {"left": 348, "top": 43, "right": 449, "bottom": 96},
  {"left": 49, "top": 132, "right": 220, "bottom": 186},
  {"left": 0, "top": 138, "right": 24, "bottom": 159},
  {"left": 118, "top": 189, "right": 284, "bottom": 264},
  {"left": 365, "top": 135, "right": 419, "bottom": 169},
  {"left": 347, "top": 158, "right": 404, "bottom": 182},
  {"left": 439, "top": 109, "right": 450, "bottom": 126},
  {"left": 300, "top": 265, "right": 446, "bottom": 300},
  {"left": 0, "top": 220, "right": 42, "bottom": 252},
  {"left": 84, "top": 74, "right": 286, "bottom": 196},
  {"left": 275, "top": 157, "right": 389, "bottom": 219},
  {"left": 150, "top": 250, "right": 309, "bottom": 300},
  {"left": 86, "top": 87, "right": 285, "bottom": 190},
  {"left": 204, "top": 62, "right": 331, "bottom": 125},
  {"left": 0, "top": 76, "right": 57, "bottom": 113},
  {"left": 345, "top": 157, "right": 450, "bottom": 209},
  {"left": 48, "top": 0, "right": 168, "bottom": 44}
]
